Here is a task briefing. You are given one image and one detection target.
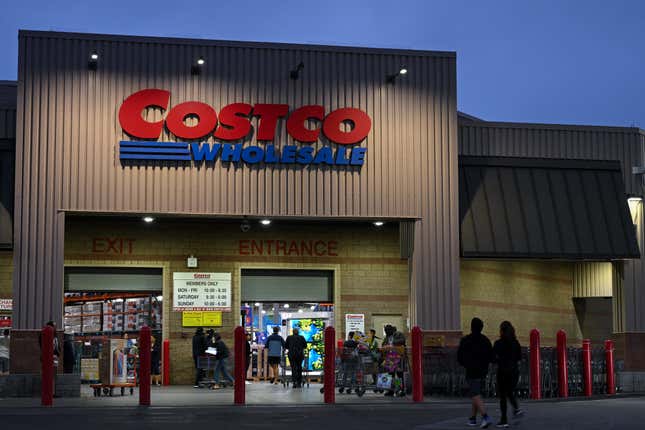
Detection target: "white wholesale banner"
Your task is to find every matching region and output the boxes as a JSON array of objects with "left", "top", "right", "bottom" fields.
[{"left": 173, "top": 272, "right": 231, "bottom": 311}]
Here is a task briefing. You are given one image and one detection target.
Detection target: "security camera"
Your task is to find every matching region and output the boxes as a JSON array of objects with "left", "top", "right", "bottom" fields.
[{"left": 240, "top": 220, "right": 251, "bottom": 233}]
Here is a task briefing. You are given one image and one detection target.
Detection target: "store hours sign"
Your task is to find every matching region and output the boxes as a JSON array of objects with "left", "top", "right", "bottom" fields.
[{"left": 173, "top": 272, "right": 231, "bottom": 311}]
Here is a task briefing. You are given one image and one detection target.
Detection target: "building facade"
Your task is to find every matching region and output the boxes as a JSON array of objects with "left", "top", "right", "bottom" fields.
[{"left": 0, "top": 31, "right": 643, "bottom": 386}]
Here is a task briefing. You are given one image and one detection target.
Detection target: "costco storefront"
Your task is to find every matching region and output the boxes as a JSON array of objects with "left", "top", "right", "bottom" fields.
[{"left": 3, "top": 31, "right": 645, "bottom": 389}]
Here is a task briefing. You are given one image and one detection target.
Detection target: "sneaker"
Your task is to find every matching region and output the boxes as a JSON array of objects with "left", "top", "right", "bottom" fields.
[
  {"left": 210, "top": 384, "right": 221, "bottom": 390},
  {"left": 480, "top": 416, "right": 493, "bottom": 429},
  {"left": 467, "top": 417, "right": 477, "bottom": 427},
  {"left": 513, "top": 409, "right": 524, "bottom": 418},
  {"left": 245, "top": 381, "right": 252, "bottom": 385},
  {"left": 496, "top": 421, "right": 509, "bottom": 428},
  {"left": 193, "top": 385, "right": 200, "bottom": 388}
]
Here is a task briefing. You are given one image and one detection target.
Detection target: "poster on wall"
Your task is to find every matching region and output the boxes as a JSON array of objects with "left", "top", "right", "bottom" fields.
[
  {"left": 345, "top": 314, "right": 365, "bottom": 334},
  {"left": 109, "top": 339, "right": 128, "bottom": 384},
  {"left": 173, "top": 272, "right": 231, "bottom": 311}
]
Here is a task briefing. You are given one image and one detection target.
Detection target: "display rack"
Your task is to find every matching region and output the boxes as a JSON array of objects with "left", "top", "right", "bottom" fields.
[{"left": 63, "top": 292, "right": 162, "bottom": 335}]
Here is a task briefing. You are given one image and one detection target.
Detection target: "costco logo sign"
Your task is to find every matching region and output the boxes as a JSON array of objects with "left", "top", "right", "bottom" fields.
[{"left": 118, "top": 89, "right": 370, "bottom": 166}]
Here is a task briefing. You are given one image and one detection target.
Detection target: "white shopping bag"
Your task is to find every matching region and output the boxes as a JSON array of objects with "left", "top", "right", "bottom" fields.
[{"left": 376, "top": 373, "right": 392, "bottom": 390}]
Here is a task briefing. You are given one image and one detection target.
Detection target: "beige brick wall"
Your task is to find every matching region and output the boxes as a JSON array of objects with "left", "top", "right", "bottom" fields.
[
  {"left": 0, "top": 250, "right": 11, "bottom": 299},
  {"left": 460, "top": 260, "right": 584, "bottom": 346},
  {"left": 64, "top": 218, "right": 408, "bottom": 384}
]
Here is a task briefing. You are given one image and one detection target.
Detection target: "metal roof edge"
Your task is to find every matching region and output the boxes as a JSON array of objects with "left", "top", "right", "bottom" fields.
[
  {"left": 458, "top": 155, "right": 623, "bottom": 170},
  {"left": 458, "top": 119, "right": 642, "bottom": 135},
  {"left": 18, "top": 29, "right": 456, "bottom": 59}
]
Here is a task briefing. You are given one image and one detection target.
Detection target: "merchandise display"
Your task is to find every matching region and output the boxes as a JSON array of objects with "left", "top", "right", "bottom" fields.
[{"left": 63, "top": 292, "right": 162, "bottom": 335}]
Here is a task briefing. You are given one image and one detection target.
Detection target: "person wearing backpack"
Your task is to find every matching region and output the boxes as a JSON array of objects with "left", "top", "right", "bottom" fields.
[
  {"left": 458, "top": 317, "right": 494, "bottom": 428},
  {"left": 285, "top": 327, "right": 308, "bottom": 388}
]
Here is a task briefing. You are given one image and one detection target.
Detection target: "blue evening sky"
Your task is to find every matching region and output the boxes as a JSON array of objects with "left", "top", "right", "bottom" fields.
[{"left": 1, "top": 0, "right": 643, "bottom": 128}]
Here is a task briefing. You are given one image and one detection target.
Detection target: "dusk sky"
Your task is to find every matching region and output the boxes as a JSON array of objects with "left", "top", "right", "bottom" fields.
[{"left": 1, "top": 0, "right": 644, "bottom": 128}]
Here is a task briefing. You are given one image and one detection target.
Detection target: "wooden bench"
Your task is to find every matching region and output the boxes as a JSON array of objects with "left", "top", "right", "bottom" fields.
[{"left": 90, "top": 383, "right": 136, "bottom": 397}]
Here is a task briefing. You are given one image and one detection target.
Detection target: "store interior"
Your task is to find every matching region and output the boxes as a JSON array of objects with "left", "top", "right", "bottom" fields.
[{"left": 63, "top": 267, "right": 163, "bottom": 384}]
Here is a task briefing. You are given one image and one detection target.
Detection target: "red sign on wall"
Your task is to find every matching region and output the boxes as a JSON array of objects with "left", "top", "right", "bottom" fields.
[
  {"left": 92, "top": 238, "right": 136, "bottom": 255},
  {"left": 239, "top": 240, "right": 338, "bottom": 257}
]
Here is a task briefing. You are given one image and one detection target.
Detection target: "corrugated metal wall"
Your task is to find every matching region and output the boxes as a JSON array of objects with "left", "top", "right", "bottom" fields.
[
  {"left": 460, "top": 122, "right": 645, "bottom": 331},
  {"left": 573, "top": 262, "right": 613, "bottom": 297},
  {"left": 14, "top": 31, "right": 460, "bottom": 330}
]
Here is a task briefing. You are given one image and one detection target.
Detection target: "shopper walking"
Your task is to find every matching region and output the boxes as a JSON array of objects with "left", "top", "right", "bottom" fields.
[
  {"left": 151, "top": 335, "right": 162, "bottom": 386},
  {"left": 265, "top": 326, "right": 285, "bottom": 384},
  {"left": 340, "top": 331, "right": 359, "bottom": 393},
  {"left": 245, "top": 333, "right": 253, "bottom": 385},
  {"left": 0, "top": 329, "right": 9, "bottom": 376},
  {"left": 192, "top": 328, "right": 207, "bottom": 388},
  {"left": 211, "top": 333, "right": 234, "bottom": 389},
  {"left": 63, "top": 333, "right": 75, "bottom": 374},
  {"left": 457, "top": 317, "right": 494, "bottom": 428},
  {"left": 367, "top": 329, "right": 380, "bottom": 384},
  {"left": 285, "top": 327, "right": 308, "bottom": 388},
  {"left": 493, "top": 321, "right": 524, "bottom": 428}
]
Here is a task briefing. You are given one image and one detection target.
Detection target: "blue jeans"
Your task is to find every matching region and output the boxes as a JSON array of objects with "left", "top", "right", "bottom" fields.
[{"left": 214, "top": 358, "right": 234, "bottom": 384}]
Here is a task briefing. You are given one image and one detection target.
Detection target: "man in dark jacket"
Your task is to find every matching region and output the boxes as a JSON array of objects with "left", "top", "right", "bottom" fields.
[
  {"left": 212, "top": 333, "right": 234, "bottom": 389},
  {"left": 457, "top": 317, "right": 494, "bottom": 428},
  {"left": 285, "top": 328, "right": 308, "bottom": 388},
  {"left": 192, "top": 328, "right": 207, "bottom": 388}
]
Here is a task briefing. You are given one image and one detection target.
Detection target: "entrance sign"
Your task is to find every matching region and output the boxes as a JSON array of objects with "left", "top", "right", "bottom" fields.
[
  {"left": 182, "top": 311, "right": 223, "bottom": 327},
  {"left": 345, "top": 314, "right": 365, "bottom": 333},
  {"left": 118, "top": 89, "right": 370, "bottom": 167},
  {"left": 173, "top": 272, "right": 231, "bottom": 311}
]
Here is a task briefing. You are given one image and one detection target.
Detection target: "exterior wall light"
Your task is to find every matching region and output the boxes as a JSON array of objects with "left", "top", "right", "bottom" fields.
[
  {"left": 310, "top": 305, "right": 316, "bottom": 310},
  {"left": 143, "top": 216, "right": 155, "bottom": 223},
  {"left": 374, "top": 221, "right": 385, "bottom": 227},
  {"left": 283, "top": 303, "right": 290, "bottom": 309},
  {"left": 192, "top": 57, "right": 205, "bottom": 75},
  {"left": 290, "top": 61, "right": 304, "bottom": 80},
  {"left": 88, "top": 51, "right": 99, "bottom": 70},
  {"left": 260, "top": 219, "right": 272, "bottom": 226},
  {"left": 386, "top": 67, "right": 408, "bottom": 84},
  {"left": 298, "top": 309, "right": 303, "bottom": 313}
]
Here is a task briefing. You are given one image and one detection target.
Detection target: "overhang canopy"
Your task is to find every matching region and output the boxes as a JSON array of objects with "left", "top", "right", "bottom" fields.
[{"left": 459, "top": 156, "right": 640, "bottom": 259}]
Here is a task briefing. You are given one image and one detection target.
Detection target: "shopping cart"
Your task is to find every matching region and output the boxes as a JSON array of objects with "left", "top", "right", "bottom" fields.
[
  {"left": 196, "top": 354, "right": 218, "bottom": 388},
  {"left": 379, "top": 345, "right": 410, "bottom": 397},
  {"left": 338, "top": 346, "right": 360, "bottom": 394},
  {"left": 352, "top": 348, "right": 381, "bottom": 397},
  {"left": 281, "top": 351, "right": 310, "bottom": 388}
]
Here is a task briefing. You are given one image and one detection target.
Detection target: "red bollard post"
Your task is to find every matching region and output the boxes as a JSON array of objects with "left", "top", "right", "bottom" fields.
[
  {"left": 234, "top": 326, "right": 246, "bottom": 405},
  {"left": 582, "top": 339, "right": 592, "bottom": 397},
  {"left": 324, "top": 326, "right": 336, "bottom": 404},
  {"left": 556, "top": 329, "right": 568, "bottom": 398},
  {"left": 139, "top": 326, "right": 151, "bottom": 406},
  {"left": 162, "top": 339, "right": 170, "bottom": 386},
  {"left": 605, "top": 340, "right": 615, "bottom": 395},
  {"left": 41, "top": 325, "right": 54, "bottom": 407},
  {"left": 411, "top": 326, "right": 424, "bottom": 402},
  {"left": 529, "top": 329, "right": 541, "bottom": 400}
]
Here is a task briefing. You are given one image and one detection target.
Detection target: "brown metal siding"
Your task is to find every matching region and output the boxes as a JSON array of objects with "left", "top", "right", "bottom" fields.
[
  {"left": 459, "top": 122, "right": 645, "bottom": 331},
  {"left": 14, "top": 31, "right": 460, "bottom": 330}
]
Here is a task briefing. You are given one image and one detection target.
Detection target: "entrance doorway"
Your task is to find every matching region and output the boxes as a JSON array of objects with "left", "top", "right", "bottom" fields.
[{"left": 240, "top": 269, "right": 334, "bottom": 381}]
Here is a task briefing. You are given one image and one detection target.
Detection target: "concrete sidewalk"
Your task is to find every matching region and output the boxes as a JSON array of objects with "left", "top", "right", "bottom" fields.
[{"left": 0, "top": 383, "right": 641, "bottom": 409}]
